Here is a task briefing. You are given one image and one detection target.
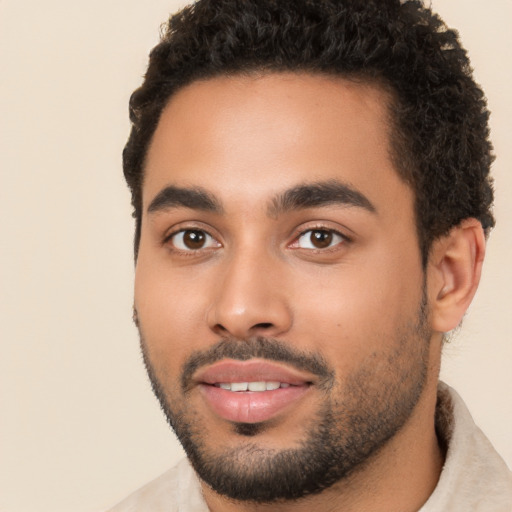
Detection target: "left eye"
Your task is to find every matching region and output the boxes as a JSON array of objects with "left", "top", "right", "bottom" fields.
[
  {"left": 295, "top": 229, "right": 345, "bottom": 249},
  {"left": 169, "top": 229, "right": 219, "bottom": 251}
]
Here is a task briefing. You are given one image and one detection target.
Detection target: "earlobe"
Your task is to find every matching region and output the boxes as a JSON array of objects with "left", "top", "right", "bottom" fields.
[{"left": 428, "top": 218, "right": 486, "bottom": 333}]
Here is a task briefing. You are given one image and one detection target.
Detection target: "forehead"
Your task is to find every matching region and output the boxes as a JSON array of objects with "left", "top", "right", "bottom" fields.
[{"left": 143, "top": 72, "right": 410, "bottom": 217}]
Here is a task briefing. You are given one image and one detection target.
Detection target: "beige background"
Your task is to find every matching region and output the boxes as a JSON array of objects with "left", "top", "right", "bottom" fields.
[{"left": 0, "top": 1, "right": 510, "bottom": 511}]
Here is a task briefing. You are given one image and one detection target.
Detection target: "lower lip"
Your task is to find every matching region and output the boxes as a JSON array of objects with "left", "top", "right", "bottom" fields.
[{"left": 199, "top": 384, "right": 310, "bottom": 424}]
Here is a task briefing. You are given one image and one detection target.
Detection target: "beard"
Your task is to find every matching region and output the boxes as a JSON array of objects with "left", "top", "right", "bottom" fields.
[{"left": 138, "top": 293, "right": 431, "bottom": 503}]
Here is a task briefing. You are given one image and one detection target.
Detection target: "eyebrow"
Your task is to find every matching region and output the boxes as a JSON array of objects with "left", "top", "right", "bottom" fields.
[
  {"left": 147, "top": 185, "right": 223, "bottom": 214},
  {"left": 268, "top": 180, "right": 376, "bottom": 216},
  {"left": 147, "top": 180, "right": 376, "bottom": 218}
]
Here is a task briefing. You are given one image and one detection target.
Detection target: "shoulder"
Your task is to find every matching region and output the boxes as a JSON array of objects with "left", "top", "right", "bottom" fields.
[
  {"left": 106, "top": 458, "right": 207, "bottom": 512},
  {"left": 421, "top": 383, "right": 512, "bottom": 511}
]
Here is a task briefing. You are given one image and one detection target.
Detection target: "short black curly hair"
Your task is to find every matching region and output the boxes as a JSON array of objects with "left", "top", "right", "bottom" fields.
[{"left": 124, "top": 0, "right": 495, "bottom": 262}]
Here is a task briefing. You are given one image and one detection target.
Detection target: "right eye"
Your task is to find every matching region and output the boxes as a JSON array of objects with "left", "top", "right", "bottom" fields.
[{"left": 168, "top": 229, "right": 220, "bottom": 251}]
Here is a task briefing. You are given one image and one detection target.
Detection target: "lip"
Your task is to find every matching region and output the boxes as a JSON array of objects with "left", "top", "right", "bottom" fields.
[
  {"left": 195, "top": 359, "right": 316, "bottom": 386},
  {"left": 194, "top": 359, "right": 314, "bottom": 424}
]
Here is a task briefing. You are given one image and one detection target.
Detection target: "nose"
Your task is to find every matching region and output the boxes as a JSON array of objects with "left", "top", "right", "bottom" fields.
[{"left": 207, "top": 249, "right": 293, "bottom": 339}]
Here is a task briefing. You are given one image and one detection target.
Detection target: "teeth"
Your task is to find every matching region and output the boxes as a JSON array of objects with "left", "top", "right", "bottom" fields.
[
  {"left": 230, "top": 382, "right": 248, "bottom": 392},
  {"left": 248, "top": 381, "right": 266, "bottom": 392},
  {"left": 216, "top": 381, "right": 290, "bottom": 392}
]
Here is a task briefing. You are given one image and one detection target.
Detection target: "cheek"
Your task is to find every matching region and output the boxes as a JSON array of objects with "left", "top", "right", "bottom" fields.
[
  {"left": 291, "top": 248, "right": 424, "bottom": 361},
  {"left": 134, "top": 258, "right": 211, "bottom": 362}
]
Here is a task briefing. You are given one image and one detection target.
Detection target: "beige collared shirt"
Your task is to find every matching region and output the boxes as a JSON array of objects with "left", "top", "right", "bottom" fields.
[{"left": 108, "top": 383, "right": 512, "bottom": 511}]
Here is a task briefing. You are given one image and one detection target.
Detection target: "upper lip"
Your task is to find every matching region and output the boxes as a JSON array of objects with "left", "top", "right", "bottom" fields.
[{"left": 193, "top": 359, "right": 315, "bottom": 386}]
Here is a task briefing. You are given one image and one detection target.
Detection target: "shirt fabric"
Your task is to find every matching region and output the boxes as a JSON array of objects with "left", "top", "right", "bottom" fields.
[{"left": 108, "top": 383, "right": 512, "bottom": 511}]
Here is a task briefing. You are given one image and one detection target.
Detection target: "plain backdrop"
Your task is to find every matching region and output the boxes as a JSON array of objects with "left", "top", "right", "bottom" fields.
[{"left": 1, "top": 1, "right": 511, "bottom": 511}]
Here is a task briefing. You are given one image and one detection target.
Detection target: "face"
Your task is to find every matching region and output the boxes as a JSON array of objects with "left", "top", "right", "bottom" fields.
[{"left": 134, "top": 73, "right": 432, "bottom": 502}]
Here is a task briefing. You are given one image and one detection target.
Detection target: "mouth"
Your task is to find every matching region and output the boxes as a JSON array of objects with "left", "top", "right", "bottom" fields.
[
  {"left": 214, "top": 381, "right": 295, "bottom": 392},
  {"left": 194, "top": 359, "right": 314, "bottom": 424}
]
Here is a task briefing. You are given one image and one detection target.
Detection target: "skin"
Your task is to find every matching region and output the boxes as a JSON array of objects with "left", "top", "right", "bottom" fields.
[{"left": 134, "top": 73, "right": 485, "bottom": 511}]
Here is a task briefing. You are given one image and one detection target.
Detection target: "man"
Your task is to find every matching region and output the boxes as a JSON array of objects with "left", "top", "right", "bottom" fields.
[{"left": 110, "top": 0, "right": 512, "bottom": 510}]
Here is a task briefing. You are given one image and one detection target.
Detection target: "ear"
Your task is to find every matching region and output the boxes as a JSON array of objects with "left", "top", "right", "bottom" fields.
[{"left": 427, "top": 218, "right": 486, "bottom": 333}]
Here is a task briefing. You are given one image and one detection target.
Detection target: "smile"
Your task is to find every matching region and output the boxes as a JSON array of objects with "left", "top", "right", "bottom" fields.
[
  {"left": 194, "top": 359, "right": 314, "bottom": 423},
  {"left": 214, "top": 381, "right": 292, "bottom": 392}
]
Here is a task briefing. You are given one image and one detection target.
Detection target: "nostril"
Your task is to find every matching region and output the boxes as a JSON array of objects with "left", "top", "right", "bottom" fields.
[
  {"left": 253, "top": 322, "right": 274, "bottom": 330},
  {"left": 214, "top": 324, "right": 229, "bottom": 334}
]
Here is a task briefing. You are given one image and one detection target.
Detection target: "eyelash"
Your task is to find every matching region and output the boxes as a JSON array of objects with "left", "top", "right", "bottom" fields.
[
  {"left": 290, "top": 226, "right": 350, "bottom": 251},
  {"left": 163, "top": 228, "right": 220, "bottom": 253},
  {"left": 163, "top": 225, "right": 350, "bottom": 254}
]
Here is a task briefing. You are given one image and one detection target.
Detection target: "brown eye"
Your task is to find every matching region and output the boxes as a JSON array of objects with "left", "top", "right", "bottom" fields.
[
  {"left": 170, "top": 229, "right": 218, "bottom": 251},
  {"left": 310, "top": 230, "right": 333, "bottom": 248},
  {"left": 296, "top": 229, "right": 344, "bottom": 250},
  {"left": 183, "top": 230, "right": 206, "bottom": 249}
]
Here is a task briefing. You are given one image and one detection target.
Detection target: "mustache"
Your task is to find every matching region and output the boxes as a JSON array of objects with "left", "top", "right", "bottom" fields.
[{"left": 180, "top": 336, "right": 334, "bottom": 392}]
